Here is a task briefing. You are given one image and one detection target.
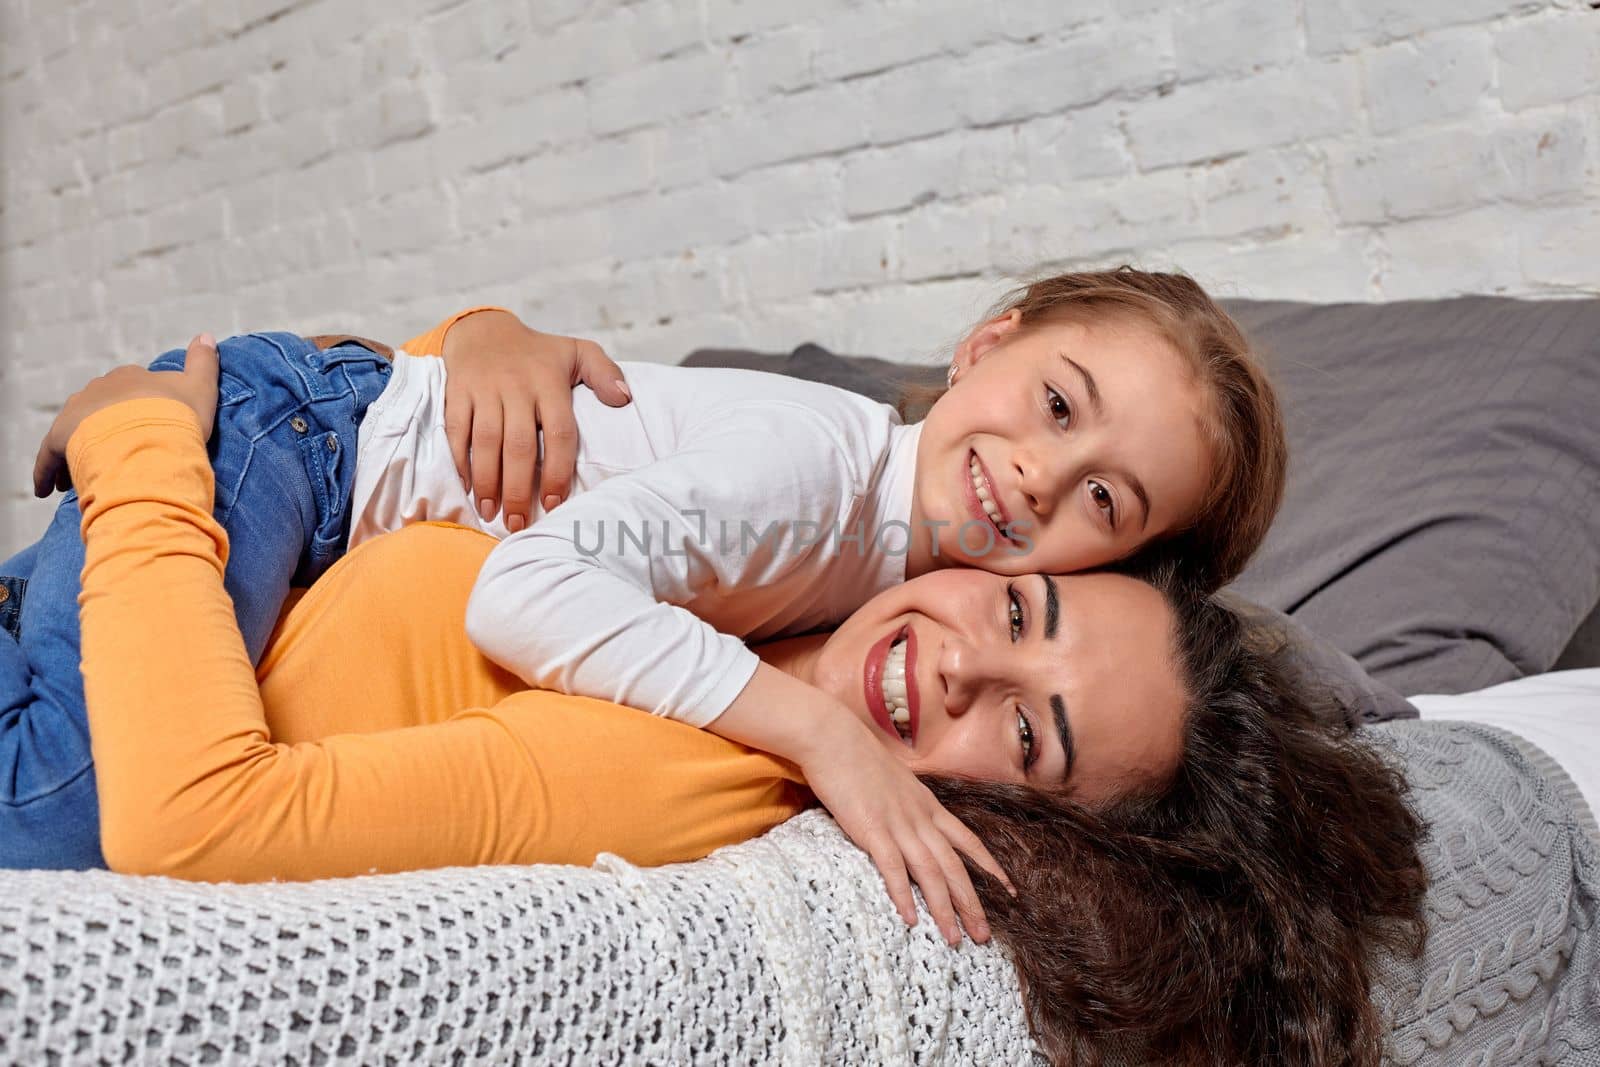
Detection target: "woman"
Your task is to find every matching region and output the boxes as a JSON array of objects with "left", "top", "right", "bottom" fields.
[{"left": 36, "top": 348, "right": 1426, "bottom": 1064}]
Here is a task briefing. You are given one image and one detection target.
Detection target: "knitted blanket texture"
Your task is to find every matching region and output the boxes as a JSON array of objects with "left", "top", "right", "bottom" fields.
[{"left": 1, "top": 721, "right": 1596, "bottom": 1065}]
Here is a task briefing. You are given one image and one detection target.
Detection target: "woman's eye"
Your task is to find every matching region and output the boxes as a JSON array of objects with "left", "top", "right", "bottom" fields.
[
  {"left": 1089, "top": 480, "right": 1116, "bottom": 526},
  {"left": 1007, "top": 584, "right": 1025, "bottom": 642},
  {"left": 1017, "top": 708, "right": 1036, "bottom": 769},
  {"left": 1045, "top": 386, "right": 1071, "bottom": 429}
]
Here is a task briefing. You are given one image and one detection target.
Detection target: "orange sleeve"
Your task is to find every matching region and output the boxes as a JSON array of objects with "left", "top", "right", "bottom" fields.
[
  {"left": 71, "top": 401, "right": 806, "bottom": 883},
  {"left": 400, "top": 306, "right": 513, "bottom": 357}
]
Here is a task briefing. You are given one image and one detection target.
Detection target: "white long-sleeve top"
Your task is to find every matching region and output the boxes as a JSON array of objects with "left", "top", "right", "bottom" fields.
[{"left": 350, "top": 353, "right": 922, "bottom": 728}]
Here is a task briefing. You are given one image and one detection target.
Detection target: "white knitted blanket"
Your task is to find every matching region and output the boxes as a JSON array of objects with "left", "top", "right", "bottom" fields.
[
  {"left": 3, "top": 723, "right": 1598, "bottom": 1065},
  {"left": 0, "top": 811, "right": 1038, "bottom": 1065}
]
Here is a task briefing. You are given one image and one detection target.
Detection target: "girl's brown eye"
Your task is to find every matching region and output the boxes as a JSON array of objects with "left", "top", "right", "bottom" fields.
[
  {"left": 1089, "top": 481, "right": 1116, "bottom": 524},
  {"left": 1045, "top": 386, "right": 1071, "bottom": 428}
]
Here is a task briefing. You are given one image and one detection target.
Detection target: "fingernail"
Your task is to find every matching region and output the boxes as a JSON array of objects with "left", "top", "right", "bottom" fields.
[
  {"left": 479, "top": 499, "right": 496, "bottom": 521},
  {"left": 507, "top": 514, "right": 525, "bottom": 533},
  {"left": 613, "top": 378, "right": 632, "bottom": 401},
  {"left": 542, "top": 494, "right": 560, "bottom": 513},
  {"left": 199, "top": 332, "right": 216, "bottom": 347}
]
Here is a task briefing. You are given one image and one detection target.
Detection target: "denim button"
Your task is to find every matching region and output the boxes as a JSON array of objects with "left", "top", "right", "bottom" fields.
[
  {"left": 326, "top": 437, "right": 338, "bottom": 453},
  {"left": 290, "top": 415, "right": 309, "bottom": 433},
  {"left": 0, "top": 586, "right": 8, "bottom": 605}
]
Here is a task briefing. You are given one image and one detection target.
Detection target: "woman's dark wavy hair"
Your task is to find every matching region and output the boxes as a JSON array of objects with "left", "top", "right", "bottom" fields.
[{"left": 923, "top": 574, "right": 1429, "bottom": 1065}]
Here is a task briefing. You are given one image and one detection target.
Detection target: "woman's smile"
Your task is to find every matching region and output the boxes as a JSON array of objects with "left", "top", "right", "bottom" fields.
[{"left": 863, "top": 623, "right": 920, "bottom": 747}]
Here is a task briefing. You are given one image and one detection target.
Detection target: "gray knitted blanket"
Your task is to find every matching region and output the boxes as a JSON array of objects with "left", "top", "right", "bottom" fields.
[{"left": 0, "top": 720, "right": 1595, "bottom": 1064}]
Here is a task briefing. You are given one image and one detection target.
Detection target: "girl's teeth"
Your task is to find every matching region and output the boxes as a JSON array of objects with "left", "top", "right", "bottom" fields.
[{"left": 968, "top": 457, "right": 1004, "bottom": 526}]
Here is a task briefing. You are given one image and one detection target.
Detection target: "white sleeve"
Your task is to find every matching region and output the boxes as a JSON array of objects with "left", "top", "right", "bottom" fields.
[{"left": 463, "top": 405, "right": 866, "bottom": 728}]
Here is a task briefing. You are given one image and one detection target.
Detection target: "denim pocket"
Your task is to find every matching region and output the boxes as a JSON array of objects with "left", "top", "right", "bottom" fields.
[
  {"left": 148, "top": 350, "right": 254, "bottom": 408},
  {"left": 296, "top": 428, "right": 350, "bottom": 582}
]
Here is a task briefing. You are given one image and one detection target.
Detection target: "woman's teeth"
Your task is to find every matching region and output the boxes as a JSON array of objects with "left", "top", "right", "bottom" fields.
[
  {"left": 969, "top": 455, "right": 1004, "bottom": 529},
  {"left": 883, "top": 636, "right": 912, "bottom": 740}
]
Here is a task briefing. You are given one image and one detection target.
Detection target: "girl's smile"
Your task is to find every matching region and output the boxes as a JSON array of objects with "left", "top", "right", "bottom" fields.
[{"left": 906, "top": 310, "right": 1216, "bottom": 578}]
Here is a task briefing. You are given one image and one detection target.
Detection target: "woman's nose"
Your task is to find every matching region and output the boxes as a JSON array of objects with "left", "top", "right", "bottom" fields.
[{"left": 937, "top": 635, "right": 986, "bottom": 717}]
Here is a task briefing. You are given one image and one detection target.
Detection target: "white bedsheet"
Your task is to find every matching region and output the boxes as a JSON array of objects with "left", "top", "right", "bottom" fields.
[{"left": 1413, "top": 667, "right": 1600, "bottom": 817}]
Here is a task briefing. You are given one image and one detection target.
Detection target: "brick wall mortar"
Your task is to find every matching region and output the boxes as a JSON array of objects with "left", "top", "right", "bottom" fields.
[{"left": 2, "top": 0, "right": 1597, "bottom": 552}]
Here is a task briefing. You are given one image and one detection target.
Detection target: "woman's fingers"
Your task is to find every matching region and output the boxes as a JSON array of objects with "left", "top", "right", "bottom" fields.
[
  {"left": 32, "top": 412, "right": 70, "bottom": 498},
  {"left": 534, "top": 395, "right": 580, "bottom": 514},
  {"left": 469, "top": 398, "right": 504, "bottom": 522},
  {"left": 179, "top": 334, "right": 220, "bottom": 439},
  {"left": 573, "top": 338, "right": 632, "bottom": 408},
  {"left": 497, "top": 395, "right": 540, "bottom": 533},
  {"left": 443, "top": 382, "right": 475, "bottom": 493}
]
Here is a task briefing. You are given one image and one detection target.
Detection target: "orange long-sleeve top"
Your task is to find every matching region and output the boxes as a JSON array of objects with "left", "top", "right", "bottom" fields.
[{"left": 72, "top": 397, "right": 808, "bottom": 883}]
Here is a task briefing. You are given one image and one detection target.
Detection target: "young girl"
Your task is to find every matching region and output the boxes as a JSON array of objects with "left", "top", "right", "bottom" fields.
[{"left": 13, "top": 268, "right": 1284, "bottom": 940}]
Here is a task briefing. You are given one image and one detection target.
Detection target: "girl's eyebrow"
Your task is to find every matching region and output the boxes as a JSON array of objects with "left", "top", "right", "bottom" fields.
[
  {"left": 1060, "top": 355, "right": 1152, "bottom": 528},
  {"left": 1061, "top": 355, "right": 1103, "bottom": 416},
  {"left": 1041, "top": 574, "right": 1060, "bottom": 639}
]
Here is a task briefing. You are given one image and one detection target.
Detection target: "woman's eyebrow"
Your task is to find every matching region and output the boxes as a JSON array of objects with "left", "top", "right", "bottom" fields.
[
  {"left": 1051, "top": 693, "right": 1075, "bottom": 783},
  {"left": 1039, "top": 576, "right": 1075, "bottom": 782}
]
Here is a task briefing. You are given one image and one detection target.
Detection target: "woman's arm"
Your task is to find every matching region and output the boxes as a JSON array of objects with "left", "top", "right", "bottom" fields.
[
  {"left": 403, "top": 308, "right": 632, "bottom": 530},
  {"left": 70, "top": 399, "right": 803, "bottom": 882}
]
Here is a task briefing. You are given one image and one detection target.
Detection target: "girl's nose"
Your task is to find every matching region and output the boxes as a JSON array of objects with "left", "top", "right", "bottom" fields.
[{"left": 1014, "top": 445, "right": 1064, "bottom": 517}]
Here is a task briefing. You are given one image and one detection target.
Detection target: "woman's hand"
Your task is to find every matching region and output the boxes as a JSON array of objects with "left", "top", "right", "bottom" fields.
[
  {"left": 799, "top": 714, "right": 1012, "bottom": 946},
  {"left": 33, "top": 334, "right": 220, "bottom": 497},
  {"left": 441, "top": 310, "right": 633, "bottom": 533}
]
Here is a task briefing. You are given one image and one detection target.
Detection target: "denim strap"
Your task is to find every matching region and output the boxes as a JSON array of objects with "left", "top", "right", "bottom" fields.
[{"left": 0, "top": 575, "right": 26, "bottom": 641}]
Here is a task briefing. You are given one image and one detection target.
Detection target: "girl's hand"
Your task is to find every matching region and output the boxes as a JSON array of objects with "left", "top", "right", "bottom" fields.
[
  {"left": 800, "top": 715, "right": 1013, "bottom": 947},
  {"left": 33, "top": 334, "right": 220, "bottom": 497},
  {"left": 441, "top": 310, "right": 633, "bottom": 533}
]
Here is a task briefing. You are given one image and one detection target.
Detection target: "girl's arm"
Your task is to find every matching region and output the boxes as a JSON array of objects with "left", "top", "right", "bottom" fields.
[
  {"left": 465, "top": 407, "right": 1012, "bottom": 943},
  {"left": 69, "top": 398, "right": 802, "bottom": 882}
]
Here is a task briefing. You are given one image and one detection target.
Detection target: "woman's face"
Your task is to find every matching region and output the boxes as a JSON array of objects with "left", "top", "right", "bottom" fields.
[
  {"left": 807, "top": 568, "right": 1188, "bottom": 804},
  {"left": 909, "top": 311, "right": 1214, "bottom": 577}
]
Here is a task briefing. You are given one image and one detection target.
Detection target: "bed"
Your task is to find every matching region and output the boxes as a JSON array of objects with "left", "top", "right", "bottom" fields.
[{"left": 4, "top": 295, "right": 1599, "bottom": 1064}]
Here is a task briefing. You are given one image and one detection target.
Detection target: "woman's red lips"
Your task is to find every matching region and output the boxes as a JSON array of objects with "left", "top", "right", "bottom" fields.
[
  {"left": 864, "top": 626, "right": 900, "bottom": 742},
  {"left": 903, "top": 624, "right": 920, "bottom": 746}
]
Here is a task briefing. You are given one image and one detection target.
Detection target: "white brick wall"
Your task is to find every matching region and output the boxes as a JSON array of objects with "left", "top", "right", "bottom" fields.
[{"left": 2, "top": 0, "right": 1598, "bottom": 554}]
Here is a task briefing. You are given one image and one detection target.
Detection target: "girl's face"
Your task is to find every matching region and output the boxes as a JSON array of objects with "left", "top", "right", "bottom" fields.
[
  {"left": 804, "top": 567, "right": 1188, "bottom": 804},
  {"left": 907, "top": 311, "right": 1214, "bottom": 577}
]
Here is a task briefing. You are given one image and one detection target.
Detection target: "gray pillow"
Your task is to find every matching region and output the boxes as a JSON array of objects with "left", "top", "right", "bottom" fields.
[
  {"left": 682, "top": 342, "right": 1417, "bottom": 726},
  {"left": 1222, "top": 298, "right": 1600, "bottom": 695}
]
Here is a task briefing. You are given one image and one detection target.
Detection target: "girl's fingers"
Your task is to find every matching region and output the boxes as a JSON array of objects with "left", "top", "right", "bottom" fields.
[
  {"left": 904, "top": 843, "right": 961, "bottom": 945},
  {"left": 867, "top": 842, "right": 918, "bottom": 928},
  {"left": 933, "top": 839, "right": 990, "bottom": 943},
  {"left": 938, "top": 810, "right": 1015, "bottom": 895}
]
